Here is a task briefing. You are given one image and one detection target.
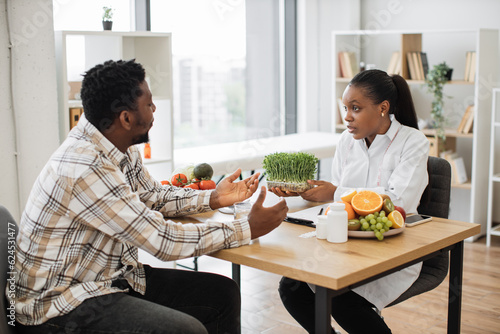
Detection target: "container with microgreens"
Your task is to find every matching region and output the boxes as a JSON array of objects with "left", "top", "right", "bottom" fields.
[{"left": 262, "top": 152, "right": 319, "bottom": 192}]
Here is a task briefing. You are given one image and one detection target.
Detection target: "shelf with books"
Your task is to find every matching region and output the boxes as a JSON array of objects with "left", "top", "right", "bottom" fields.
[{"left": 331, "top": 29, "right": 498, "bottom": 241}]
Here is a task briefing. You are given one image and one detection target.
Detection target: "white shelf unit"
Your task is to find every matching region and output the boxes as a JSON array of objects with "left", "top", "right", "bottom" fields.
[
  {"left": 487, "top": 88, "right": 500, "bottom": 246},
  {"left": 331, "top": 29, "right": 499, "bottom": 240},
  {"left": 55, "top": 31, "right": 174, "bottom": 181}
]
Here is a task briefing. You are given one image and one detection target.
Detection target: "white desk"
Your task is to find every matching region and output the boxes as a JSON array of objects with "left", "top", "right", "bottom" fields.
[{"left": 174, "top": 132, "right": 340, "bottom": 176}]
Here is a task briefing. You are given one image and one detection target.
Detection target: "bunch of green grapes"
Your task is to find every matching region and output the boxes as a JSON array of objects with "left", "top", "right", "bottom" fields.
[{"left": 359, "top": 210, "right": 393, "bottom": 241}]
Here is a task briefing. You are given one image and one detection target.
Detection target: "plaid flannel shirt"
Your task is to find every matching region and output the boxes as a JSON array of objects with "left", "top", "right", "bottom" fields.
[{"left": 9, "top": 115, "right": 251, "bottom": 325}]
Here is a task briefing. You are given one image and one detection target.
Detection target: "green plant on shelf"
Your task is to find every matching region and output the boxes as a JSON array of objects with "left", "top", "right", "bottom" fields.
[
  {"left": 424, "top": 61, "right": 452, "bottom": 143},
  {"left": 102, "top": 6, "right": 114, "bottom": 22}
]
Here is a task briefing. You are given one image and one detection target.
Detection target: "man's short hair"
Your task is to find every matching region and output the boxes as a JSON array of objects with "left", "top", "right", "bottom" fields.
[{"left": 80, "top": 59, "right": 146, "bottom": 131}]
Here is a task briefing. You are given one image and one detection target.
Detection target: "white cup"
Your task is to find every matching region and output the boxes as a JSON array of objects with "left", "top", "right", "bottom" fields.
[{"left": 234, "top": 201, "right": 252, "bottom": 221}]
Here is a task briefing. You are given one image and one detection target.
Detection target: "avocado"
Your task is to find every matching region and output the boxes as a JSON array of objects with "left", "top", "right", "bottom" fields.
[{"left": 194, "top": 163, "right": 214, "bottom": 179}]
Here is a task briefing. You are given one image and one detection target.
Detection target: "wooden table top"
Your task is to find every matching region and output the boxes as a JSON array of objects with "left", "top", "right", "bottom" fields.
[{"left": 186, "top": 194, "right": 480, "bottom": 291}]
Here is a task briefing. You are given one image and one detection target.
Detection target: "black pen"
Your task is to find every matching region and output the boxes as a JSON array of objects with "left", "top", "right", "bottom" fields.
[
  {"left": 284, "top": 217, "right": 315, "bottom": 227},
  {"left": 318, "top": 208, "right": 324, "bottom": 215}
]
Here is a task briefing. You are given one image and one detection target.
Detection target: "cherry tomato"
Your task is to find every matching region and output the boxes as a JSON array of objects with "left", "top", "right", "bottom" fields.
[
  {"left": 171, "top": 173, "right": 188, "bottom": 187},
  {"left": 184, "top": 183, "right": 199, "bottom": 190},
  {"left": 199, "top": 180, "right": 216, "bottom": 190},
  {"left": 160, "top": 180, "right": 170, "bottom": 186}
]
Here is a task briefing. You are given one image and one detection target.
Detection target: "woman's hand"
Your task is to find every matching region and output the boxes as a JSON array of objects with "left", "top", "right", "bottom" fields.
[
  {"left": 209, "top": 169, "right": 259, "bottom": 209},
  {"left": 248, "top": 186, "right": 288, "bottom": 239},
  {"left": 298, "top": 180, "right": 337, "bottom": 202},
  {"left": 267, "top": 187, "right": 300, "bottom": 197}
]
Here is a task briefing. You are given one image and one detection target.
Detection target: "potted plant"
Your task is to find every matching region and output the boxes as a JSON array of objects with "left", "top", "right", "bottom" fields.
[
  {"left": 424, "top": 61, "right": 453, "bottom": 142},
  {"left": 263, "top": 152, "right": 319, "bottom": 192},
  {"left": 102, "top": 6, "right": 114, "bottom": 30}
]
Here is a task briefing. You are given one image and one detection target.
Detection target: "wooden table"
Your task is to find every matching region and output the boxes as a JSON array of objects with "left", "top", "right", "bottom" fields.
[
  {"left": 175, "top": 132, "right": 340, "bottom": 177},
  {"left": 201, "top": 196, "right": 480, "bottom": 334}
]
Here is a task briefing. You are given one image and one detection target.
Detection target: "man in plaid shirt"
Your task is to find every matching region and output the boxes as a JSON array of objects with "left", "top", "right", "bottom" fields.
[{"left": 11, "top": 59, "right": 288, "bottom": 334}]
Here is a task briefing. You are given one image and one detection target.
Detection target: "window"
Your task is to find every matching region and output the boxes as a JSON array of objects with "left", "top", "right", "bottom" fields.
[
  {"left": 151, "top": 0, "right": 293, "bottom": 149},
  {"left": 54, "top": 0, "right": 293, "bottom": 149}
]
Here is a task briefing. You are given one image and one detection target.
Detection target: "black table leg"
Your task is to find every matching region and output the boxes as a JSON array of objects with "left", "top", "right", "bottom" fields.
[
  {"left": 448, "top": 241, "right": 464, "bottom": 334},
  {"left": 315, "top": 286, "right": 332, "bottom": 334},
  {"left": 232, "top": 263, "right": 242, "bottom": 334},
  {"left": 232, "top": 263, "right": 241, "bottom": 288}
]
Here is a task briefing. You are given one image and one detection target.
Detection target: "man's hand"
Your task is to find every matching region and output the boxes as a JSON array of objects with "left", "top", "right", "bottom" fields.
[
  {"left": 298, "top": 180, "right": 336, "bottom": 202},
  {"left": 248, "top": 186, "right": 288, "bottom": 239},
  {"left": 209, "top": 169, "right": 260, "bottom": 210}
]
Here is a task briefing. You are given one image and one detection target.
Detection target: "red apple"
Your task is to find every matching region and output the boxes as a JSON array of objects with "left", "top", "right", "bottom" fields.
[{"left": 394, "top": 206, "right": 406, "bottom": 221}]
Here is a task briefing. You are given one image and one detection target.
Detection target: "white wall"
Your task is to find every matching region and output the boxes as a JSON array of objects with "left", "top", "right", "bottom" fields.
[
  {"left": 0, "top": 0, "right": 59, "bottom": 220},
  {"left": 297, "top": 0, "right": 360, "bottom": 134}
]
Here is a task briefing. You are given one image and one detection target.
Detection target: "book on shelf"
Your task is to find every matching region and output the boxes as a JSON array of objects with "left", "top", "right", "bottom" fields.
[
  {"left": 349, "top": 52, "right": 359, "bottom": 77},
  {"left": 440, "top": 151, "right": 468, "bottom": 184},
  {"left": 406, "top": 51, "right": 422, "bottom": 80},
  {"left": 462, "top": 105, "right": 475, "bottom": 133},
  {"left": 406, "top": 52, "right": 416, "bottom": 79},
  {"left": 338, "top": 52, "right": 346, "bottom": 77},
  {"left": 387, "top": 51, "right": 401, "bottom": 75},
  {"left": 464, "top": 51, "right": 476, "bottom": 82},
  {"left": 415, "top": 52, "right": 424, "bottom": 80},
  {"left": 464, "top": 51, "right": 472, "bottom": 81},
  {"left": 405, "top": 51, "right": 428, "bottom": 80},
  {"left": 420, "top": 52, "right": 429, "bottom": 80},
  {"left": 453, "top": 156, "right": 468, "bottom": 184},
  {"left": 457, "top": 105, "right": 474, "bottom": 133},
  {"left": 338, "top": 51, "right": 359, "bottom": 78},
  {"left": 337, "top": 98, "right": 348, "bottom": 126}
]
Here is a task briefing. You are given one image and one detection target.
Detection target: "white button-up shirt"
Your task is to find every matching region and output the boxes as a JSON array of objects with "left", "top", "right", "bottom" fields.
[{"left": 332, "top": 116, "right": 429, "bottom": 310}]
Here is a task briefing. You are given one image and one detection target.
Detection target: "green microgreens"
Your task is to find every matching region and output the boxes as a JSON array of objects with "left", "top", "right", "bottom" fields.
[{"left": 262, "top": 152, "right": 319, "bottom": 183}]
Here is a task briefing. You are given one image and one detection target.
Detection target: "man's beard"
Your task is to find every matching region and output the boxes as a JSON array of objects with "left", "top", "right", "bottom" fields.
[{"left": 132, "top": 132, "right": 149, "bottom": 145}]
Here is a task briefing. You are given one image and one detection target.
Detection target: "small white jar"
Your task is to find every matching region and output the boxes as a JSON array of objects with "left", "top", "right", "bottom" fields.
[
  {"left": 316, "top": 215, "right": 328, "bottom": 239},
  {"left": 326, "top": 202, "right": 348, "bottom": 243}
]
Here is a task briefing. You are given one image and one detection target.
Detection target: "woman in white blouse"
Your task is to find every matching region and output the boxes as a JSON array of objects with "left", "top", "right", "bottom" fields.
[{"left": 273, "top": 69, "right": 429, "bottom": 333}]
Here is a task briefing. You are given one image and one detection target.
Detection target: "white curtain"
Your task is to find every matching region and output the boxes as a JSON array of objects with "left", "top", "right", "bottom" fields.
[{"left": 0, "top": 0, "right": 59, "bottom": 220}]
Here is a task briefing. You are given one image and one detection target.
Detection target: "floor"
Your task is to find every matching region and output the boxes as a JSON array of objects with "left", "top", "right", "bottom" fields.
[{"left": 140, "top": 235, "right": 500, "bottom": 333}]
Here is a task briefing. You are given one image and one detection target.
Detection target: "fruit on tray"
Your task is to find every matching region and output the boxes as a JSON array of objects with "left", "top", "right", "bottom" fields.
[
  {"left": 394, "top": 206, "right": 406, "bottom": 221},
  {"left": 351, "top": 190, "right": 384, "bottom": 216},
  {"left": 349, "top": 191, "right": 406, "bottom": 241},
  {"left": 325, "top": 201, "right": 357, "bottom": 220},
  {"left": 382, "top": 198, "right": 395, "bottom": 213},
  {"left": 388, "top": 210, "right": 405, "bottom": 229},
  {"left": 340, "top": 189, "right": 357, "bottom": 204},
  {"left": 348, "top": 219, "right": 361, "bottom": 231}
]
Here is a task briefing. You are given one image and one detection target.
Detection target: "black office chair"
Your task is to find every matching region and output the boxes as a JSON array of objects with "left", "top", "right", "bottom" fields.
[
  {"left": 387, "top": 156, "right": 451, "bottom": 307},
  {"left": 0, "top": 205, "right": 18, "bottom": 334}
]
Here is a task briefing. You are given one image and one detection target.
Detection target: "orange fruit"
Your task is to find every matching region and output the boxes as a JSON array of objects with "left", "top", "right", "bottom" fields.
[
  {"left": 341, "top": 201, "right": 357, "bottom": 220},
  {"left": 380, "top": 193, "right": 391, "bottom": 201},
  {"left": 324, "top": 201, "right": 357, "bottom": 220},
  {"left": 388, "top": 210, "right": 405, "bottom": 229},
  {"left": 351, "top": 190, "right": 383, "bottom": 216},
  {"left": 340, "top": 189, "right": 357, "bottom": 204}
]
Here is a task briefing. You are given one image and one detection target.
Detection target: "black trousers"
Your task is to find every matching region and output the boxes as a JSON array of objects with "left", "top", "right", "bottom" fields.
[
  {"left": 16, "top": 265, "right": 240, "bottom": 334},
  {"left": 278, "top": 277, "right": 392, "bottom": 334}
]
